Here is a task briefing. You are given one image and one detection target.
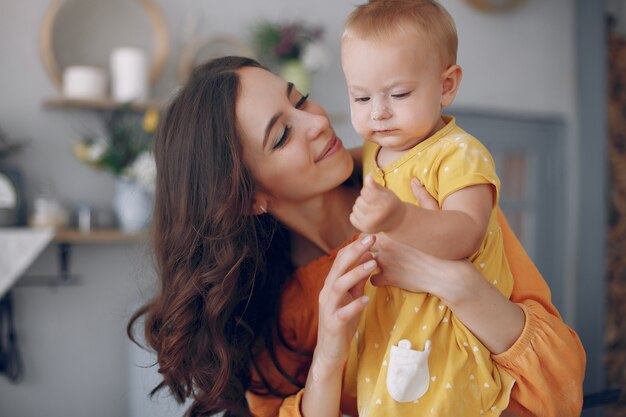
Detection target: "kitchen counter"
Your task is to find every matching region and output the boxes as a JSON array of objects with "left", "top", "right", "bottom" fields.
[{"left": 0, "top": 227, "right": 54, "bottom": 297}]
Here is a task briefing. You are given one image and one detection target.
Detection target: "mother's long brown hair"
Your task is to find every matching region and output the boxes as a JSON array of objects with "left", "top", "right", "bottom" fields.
[{"left": 128, "top": 56, "right": 301, "bottom": 417}]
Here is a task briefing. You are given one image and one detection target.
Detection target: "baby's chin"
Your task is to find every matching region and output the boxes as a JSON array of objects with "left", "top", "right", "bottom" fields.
[{"left": 367, "top": 133, "right": 417, "bottom": 151}]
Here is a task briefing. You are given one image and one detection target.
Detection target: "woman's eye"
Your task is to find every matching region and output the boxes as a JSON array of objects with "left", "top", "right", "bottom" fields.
[
  {"left": 391, "top": 92, "right": 410, "bottom": 99},
  {"left": 354, "top": 97, "right": 370, "bottom": 103},
  {"left": 273, "top": 126, "right": 291, "bottom": 150},
  {"left": 271, "top": 93, "right": 310, "bottom": 150},
  {"left": 295, "top": 93, "right": 309, "bottom": 109}
]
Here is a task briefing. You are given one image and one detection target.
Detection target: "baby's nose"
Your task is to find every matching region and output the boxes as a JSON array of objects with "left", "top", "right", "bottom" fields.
[{"left": 370, "top": 100, "right": 391, "bottom": 120}]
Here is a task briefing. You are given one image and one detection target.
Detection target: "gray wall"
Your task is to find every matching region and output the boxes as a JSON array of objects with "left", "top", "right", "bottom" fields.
[{"left": 0, "top": 0, "right": 596, "bottom": 416}]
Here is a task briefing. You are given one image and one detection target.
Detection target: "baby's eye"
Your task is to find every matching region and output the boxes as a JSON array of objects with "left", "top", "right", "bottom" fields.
[
  {"left": 354, "top": 97, "right": 371, "bottom": 103},
  {"left": 391, "top": 92, "right": 411, "bottom": 99}
]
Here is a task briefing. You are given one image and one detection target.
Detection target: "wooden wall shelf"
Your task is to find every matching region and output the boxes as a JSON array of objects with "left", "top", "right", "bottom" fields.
[
  {"left": 53, "top": 228, "right": 148, "bottom": 244},
  {"left": 13, "top": 228, "right": 149, "bottom": 287},
  {"left": 43, "top": 97, "right": 163, "bottom": 112}
]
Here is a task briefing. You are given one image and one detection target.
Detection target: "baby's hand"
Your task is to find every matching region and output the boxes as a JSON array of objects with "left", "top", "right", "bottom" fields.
[{"left": 350, "top": 174, "right": 406, "bottom": 233}]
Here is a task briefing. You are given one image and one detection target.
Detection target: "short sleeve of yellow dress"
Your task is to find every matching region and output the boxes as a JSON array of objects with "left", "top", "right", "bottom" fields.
[{"left": 349, "top": 116, "right": 516, "bottom": 417}]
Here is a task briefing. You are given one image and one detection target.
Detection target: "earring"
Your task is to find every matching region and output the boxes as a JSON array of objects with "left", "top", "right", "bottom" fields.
[{"left": 260, "top": 206, "right": 267, "bottom": 214}]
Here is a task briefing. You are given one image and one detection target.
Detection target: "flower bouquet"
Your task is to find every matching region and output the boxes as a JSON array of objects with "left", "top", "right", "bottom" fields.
[
  {"left": 73, "top": 106, "right": 159, "bottom": 232},
  {"left": 252, "top": 20, "right": 330, "bottom": 93},
  {"left": 73, "top": 106, "right": 158, "bottom": 193}
]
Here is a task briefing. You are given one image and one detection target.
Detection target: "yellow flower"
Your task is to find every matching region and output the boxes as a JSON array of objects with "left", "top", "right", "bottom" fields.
[
  {"left": 73, "top": 141, "right": 90, "bottom": 163},
  {"left": 142, "top": 108, "right": 160, "bottom": 133}
]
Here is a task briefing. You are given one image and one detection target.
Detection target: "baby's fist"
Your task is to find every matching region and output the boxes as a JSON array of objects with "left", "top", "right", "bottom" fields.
[{"left": 350, "top": 175, "right": 405, "bottom": 233}]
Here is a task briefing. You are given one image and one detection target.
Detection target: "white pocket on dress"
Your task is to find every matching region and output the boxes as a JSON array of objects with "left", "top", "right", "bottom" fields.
[{"left": 386, "top": 339, "right": 431, "bottom": 402}]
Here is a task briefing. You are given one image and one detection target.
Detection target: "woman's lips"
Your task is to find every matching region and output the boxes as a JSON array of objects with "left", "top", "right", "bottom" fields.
[{"left": 315, "top": 136, "right": 342, "bottom": 162}]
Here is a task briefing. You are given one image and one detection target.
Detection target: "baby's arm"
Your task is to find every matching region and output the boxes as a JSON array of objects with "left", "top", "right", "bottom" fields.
[
  {"left": 396, "top": 181, "right": 494, "bottom": 258},
  {"left": 350, "top": 174, "right": 494, "bottom": 259}
]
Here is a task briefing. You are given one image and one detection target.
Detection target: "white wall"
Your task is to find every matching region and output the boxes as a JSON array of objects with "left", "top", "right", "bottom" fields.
[{"left": 0, "top": 0, "right": 578, "bottom": 416}]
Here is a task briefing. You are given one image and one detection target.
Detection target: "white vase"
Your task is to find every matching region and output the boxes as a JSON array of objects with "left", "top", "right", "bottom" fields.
[{"left": 113, "top": 177, "right": 153, "bottom": 232}]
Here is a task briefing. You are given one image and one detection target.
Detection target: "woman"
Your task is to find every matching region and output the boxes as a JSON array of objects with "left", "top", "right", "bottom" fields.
[{"left": 128, "top": 56, "right": 585, "bottom": 417}]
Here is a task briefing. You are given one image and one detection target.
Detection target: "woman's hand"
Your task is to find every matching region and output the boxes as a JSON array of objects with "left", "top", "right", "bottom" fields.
[
  {"left": 302, "top": 235, "right": 376, "bottom": 417},
  {"left": 370, "top": 233, "right": 477, "bottom": 303},
  {"left": 314, "top": 234, "right": 376, "bottom": 370},
  {"left": 410, "top": 178, "right": 438, "bottom": 210}
]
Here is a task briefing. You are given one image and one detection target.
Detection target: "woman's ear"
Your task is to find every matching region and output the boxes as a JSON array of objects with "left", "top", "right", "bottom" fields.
[
  {"left": 440, "top": 64, "right": 462, "bottom": 108},
  {"left": 249, "top": 193, "right": 270, "bottom": 216}
]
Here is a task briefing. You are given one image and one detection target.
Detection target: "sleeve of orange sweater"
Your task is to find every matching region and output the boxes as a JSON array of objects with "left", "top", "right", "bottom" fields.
[
  {"left": 492, "top": 209, "right": 586, "bottom": 417},
  {"left": 247, "top": 210, "right": 586, "bottom": 417}
]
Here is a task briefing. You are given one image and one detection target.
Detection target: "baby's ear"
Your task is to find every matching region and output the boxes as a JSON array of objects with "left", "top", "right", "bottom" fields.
[{"left": 440, "top": 65, "right": 463, "bottom": 108}]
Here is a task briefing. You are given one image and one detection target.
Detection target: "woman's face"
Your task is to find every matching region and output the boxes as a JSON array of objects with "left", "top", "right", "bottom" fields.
[{"left": 236, "top": 67, "right": 354, "bottom": 203}]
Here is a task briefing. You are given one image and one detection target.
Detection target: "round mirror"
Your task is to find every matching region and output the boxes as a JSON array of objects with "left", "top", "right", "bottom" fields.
[{"left": 40, "top": 0, "right": 169, "bottom": 90}]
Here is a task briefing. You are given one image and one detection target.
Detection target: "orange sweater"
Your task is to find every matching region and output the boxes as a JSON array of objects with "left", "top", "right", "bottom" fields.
[{"left": 247, "top": 210, "right": 585, "bottom": 417}]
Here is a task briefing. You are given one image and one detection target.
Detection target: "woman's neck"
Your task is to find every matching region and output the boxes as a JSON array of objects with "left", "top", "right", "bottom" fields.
[{"left": 271, "top": 184, "right": 359, "bottom": 260}]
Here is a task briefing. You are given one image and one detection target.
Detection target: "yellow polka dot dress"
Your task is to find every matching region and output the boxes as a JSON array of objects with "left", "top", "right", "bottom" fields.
[{"left": 344, "top": 116, "right": 515, "bottom": 416}]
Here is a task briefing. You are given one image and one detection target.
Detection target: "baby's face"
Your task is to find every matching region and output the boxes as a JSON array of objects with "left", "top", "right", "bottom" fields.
[{"left": 341, "top": 34, "right": 446, "bottom": 151}]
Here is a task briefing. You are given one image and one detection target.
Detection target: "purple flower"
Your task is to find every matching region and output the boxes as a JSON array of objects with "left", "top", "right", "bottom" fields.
[{"left": 254, "top": 20, "right": 325, "bottom": 63}]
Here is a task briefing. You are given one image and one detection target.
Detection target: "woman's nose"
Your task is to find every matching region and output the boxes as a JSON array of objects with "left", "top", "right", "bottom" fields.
[{"left": 302, "top": 110, "right": 331, "bottom": 141}]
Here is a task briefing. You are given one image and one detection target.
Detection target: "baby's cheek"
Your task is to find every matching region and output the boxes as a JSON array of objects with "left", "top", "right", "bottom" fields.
[{"left": 350, "top": 111, "right": 367, "bottom": 132}]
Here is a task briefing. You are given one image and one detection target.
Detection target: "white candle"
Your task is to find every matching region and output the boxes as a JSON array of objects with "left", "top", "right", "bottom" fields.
[
  {"left": 110, "top": 47, "right": 149, "bottom": 102},
  {"left": 62, "top": 66, "right": 107, "bottom": 100}
]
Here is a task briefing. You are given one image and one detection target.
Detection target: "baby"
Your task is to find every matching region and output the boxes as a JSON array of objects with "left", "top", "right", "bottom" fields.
[{"left": 341, "top": 1, "right": 516, "bottom": 416}]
